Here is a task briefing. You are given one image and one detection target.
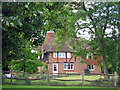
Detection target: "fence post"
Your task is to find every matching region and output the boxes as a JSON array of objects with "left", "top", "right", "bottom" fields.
[
  {"left": 114, "top": 72, "right": 117, "bottom": 87},
  {"left": 47, "top": 71, "right": 49, "bottom": 85},
  {"left": 82, "top": 71, "right": 84, "bottom": 86},
  {"left": 10, "top": 70, "right": 12, "bottom": 85}
]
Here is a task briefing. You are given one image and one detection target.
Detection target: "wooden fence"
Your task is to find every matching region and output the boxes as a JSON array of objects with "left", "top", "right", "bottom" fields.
[{"left": 2, "top": 71, "right": 119, "bottom": 87}]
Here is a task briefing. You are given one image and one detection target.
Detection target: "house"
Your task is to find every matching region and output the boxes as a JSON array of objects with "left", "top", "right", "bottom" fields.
[{"left": 38, "top": 31, "right": 101, "bottom": 75}]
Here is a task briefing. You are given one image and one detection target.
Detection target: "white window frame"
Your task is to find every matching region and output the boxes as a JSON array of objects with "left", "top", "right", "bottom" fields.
[
  {"left": 53, "top": 52, "right": 57, "bottom": 58},
  {"left": 53, "top": 52, "right": 71, "bottom": 58},
  {"left": 88, "top": 65, "right": 94, "bottom": 71},
  {"left": 59, "top": 52, "right": 65, "bottom": 58},
  {"left": 53, "top": 52, "right": 66, "bottom": 58},
  {"left": 86, "top": 53, "right": 93, "bottom": 59},
  {"left": 53, "top": 63, "right": 58, "bottom": 74},
  {"left": 64, "top": 63, "right": 74, "bottom": 70},
  {"left": 67, "top": 52, "right": 71, "bottom": 58}
]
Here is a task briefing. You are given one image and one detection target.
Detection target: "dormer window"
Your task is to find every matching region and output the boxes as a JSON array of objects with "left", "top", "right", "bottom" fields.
[{"left": 86, "top": 53, "right": 93, "bottom": 59}]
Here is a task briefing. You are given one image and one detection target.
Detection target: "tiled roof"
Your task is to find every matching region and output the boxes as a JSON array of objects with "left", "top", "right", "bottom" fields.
[
  {"left": 42, "top": 38, "right": 73, "bottom": 52},
  {"left": 38, "top": 31, "right": 90, "bottom": 52}
]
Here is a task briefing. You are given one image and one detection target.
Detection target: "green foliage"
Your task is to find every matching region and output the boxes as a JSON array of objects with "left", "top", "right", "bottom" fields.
[
  {"left": 2, "top": 2, "right": 77, "bottom": 68},
  {"left": 2, "top": 2, "right": 119, "bottom": 75},
  {"left": 8, "top": 44, "right": 44, "bottom": 73},
  {"left": 51, "top": 2, "right": 119, "bottom": 74},
  {"left": 2, "top": 2, "right": 47, "bottom": 67},
  {"left": 71, "top": 2, "right": 118, "bottom": 74}
]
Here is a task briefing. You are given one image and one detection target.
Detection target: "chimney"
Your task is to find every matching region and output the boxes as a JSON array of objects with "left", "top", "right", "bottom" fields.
[{"left": 44, "top": 31, "right": 55, "bottom": 44}]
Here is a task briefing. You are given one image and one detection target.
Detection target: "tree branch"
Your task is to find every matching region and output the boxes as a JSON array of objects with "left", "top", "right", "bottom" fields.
[
  {"left": 82, "top": 2, "right": 99, "bottom": 39},
  {"left": 76, "top": 22, "right": 94, "bottom": 34},
  {"left": 102, "top": 4, "right": 110, "bottom": 37}
]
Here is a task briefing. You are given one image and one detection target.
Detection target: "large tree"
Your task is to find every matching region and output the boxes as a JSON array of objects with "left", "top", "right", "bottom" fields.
[
  {"left": 2, "top": 2, "right": 46, "bottom": 68},
  {"left": 53, "top": 2, "right": 118, "bottom": 78},
  {"left": 79, "top": 2, "right": 118, "bottom": 76},
  {"left": 2, "top": 2, "right": 76, "bottom": 69}
]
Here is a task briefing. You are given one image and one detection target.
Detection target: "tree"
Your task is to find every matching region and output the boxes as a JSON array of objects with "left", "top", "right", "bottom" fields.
[
  {"left": 2, "top": 2, "right": 46, "bottom": 68},
  {"left": 72, "top": 2, "right": 118, "bottom": 77},
  {"left": 8, "top": 44, "right": 44, "bottom": 74},
  {"left": 2, "top": 2, "right": 76, "bottom": 70},
  {"left": 3, "top": 2, "right": 119, "bottom": 79},
  {"left": 52, "top": 2, "right": 118, "bottom": 79}
]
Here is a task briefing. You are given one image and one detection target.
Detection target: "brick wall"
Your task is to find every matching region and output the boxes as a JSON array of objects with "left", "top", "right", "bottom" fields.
[
  {"left": 48, "top": 62, "right": 101, "bottom": 74},
  {"left": 47, "top": 52, "right": 101, "bottom": 74}
]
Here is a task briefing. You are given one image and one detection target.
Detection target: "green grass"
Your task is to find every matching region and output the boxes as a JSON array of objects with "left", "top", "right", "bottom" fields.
[
  {"left": 55, "top": 75, "right": 104, "bottom": 80},
  {"left": 51, "top": 75, "right": 104, "bottom": 85},
  {"left": 2, "top": 75, "right": 114, "bottom": 87},
  {"left": 2, "top": 85, "right": 103, "bottom": 88}
]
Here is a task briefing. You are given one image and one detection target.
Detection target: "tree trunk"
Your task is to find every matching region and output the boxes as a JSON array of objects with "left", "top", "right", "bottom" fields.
[
  {"left": 100, "top": 41, "right": 109, "bottom": 79},
  {"left": 103, "top": 55, "right": 109, "bottom": 79}
]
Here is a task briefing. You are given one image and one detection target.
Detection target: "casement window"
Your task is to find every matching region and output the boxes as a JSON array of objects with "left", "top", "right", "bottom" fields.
[
  {"left": 53, "top": 52, "right": 71, "bottom": 58},
  {"left": 53, "top": 52, "right": 57, "bottom": 58},
  {"left": 59, "top": 52, "right": 66, "bottom": 58},
  {"left": 86, "top": 53, "right": 93, "bottom": 59},
  {"left": 88, "top": 65, "right": 94, "bottom": 71},
  {"left": 64, "top": 63, "right": 74, "bottom": 70},
  {"left": 67, "top": 52, "right": 71, "bottom": 58}
]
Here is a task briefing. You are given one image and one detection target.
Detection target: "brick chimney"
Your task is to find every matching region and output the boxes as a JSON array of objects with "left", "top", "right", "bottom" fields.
[{"left": 44, "top": 31, "right": 55, "bottom": 44}]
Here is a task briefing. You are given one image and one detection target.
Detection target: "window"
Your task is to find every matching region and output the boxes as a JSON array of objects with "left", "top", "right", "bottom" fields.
[
  {"left": 88, "top": 65, "right": 94, "bottom": 71},
  {"left": 53, "top": 52, "right": 66, "bottom": 58},
  {"left": 53, "top": 52, "right": 71, "bottom": 58},
  {"left": 53, "top": 52, "right": 57, "bottom": 58},
  {"left": 59, "top": 52, "right": 65, "bottom": 58},
  {"left": 64, "top": 63, "right": 74, "bottom": 70},
  {"left": 54, "top": 64, "right": 57, "bottom": 71},
  {"left": 86, "top": 53, "right": 93, "bottom": 59},
  {"left": 67, "top": 52, "right": 71, "bottom": 58}
]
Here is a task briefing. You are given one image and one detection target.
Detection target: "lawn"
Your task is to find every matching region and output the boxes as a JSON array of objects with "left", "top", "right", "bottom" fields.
[
  {"left": 2, "top": 85, "right": 103, "bottom": 88},
  {"left": 2, "top": 75, "right": 114, "bottom": 87},
  {"left": 55, "top": 75, "right": 104, "bottom": 80}
]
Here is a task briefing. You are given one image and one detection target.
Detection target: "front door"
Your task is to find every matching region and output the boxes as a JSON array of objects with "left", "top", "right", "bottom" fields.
[{"left": 53, "top": 63, "right": 58, "bottom": 74}]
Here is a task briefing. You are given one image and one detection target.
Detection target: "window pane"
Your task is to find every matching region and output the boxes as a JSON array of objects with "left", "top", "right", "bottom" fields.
[
  {"left": 88, "top": 65, "right": 91, "bottom": 69},
  {"left": 54, "top": 64, "right": 57, "bottom": 71},
  {"left": 92, "top": 65, "right": 94, "bottom": 69},
  {"left": 87, "top": 53, "right": 93, "bottom": 59},
  {"left": 53, "top": 52, "right": 57, "bottom": 58},
  {"left": 71, "top": 64, "right": 73, "bottom": 69},
  {"left": 63, "top": 53, "right": 65, "bottom": 58},
  {"left": 59, "top": 53, "right": 61, "bottom": 57},
  {"left": 59, "top": 52, "right": 66, "bottom": 58},
  {"left": 67, "top": 53, "right": 70, "bottom": 58},
  {"left": 64, "top": 64, "right": 66, "bottom": 69},
  {"left": 68, "top": 64, "right": 70, "bottom": 69},
  {"left": 61, "top": 53, "right": 63, "bottom": 58}
]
